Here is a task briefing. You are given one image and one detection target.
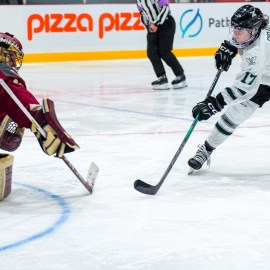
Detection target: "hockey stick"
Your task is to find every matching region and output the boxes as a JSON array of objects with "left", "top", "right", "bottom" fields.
[
  {"left": 0, "top": 79, "right": 99, "bottom": 194},
  {"left": 134, "top": 69, "right": 223, "bottom": 195}
]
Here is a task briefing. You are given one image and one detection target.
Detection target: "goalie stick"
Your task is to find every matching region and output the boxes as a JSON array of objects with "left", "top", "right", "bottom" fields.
[
  {"left": 134, "top": 69, "right": 223, "bottom": 195},
  {"left": 0, "top": 79, "right": 99, "bottom": 194}
]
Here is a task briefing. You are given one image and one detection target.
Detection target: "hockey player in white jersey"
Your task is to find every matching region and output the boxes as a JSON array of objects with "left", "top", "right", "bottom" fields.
[{"left": 188, "top": 5, "right": 270, "bottom": 171}]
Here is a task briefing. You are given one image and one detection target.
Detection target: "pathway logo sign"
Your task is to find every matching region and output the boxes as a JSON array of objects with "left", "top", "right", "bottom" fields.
[{"left": 179, "top": 9, "right": 203, "bottom": 39}]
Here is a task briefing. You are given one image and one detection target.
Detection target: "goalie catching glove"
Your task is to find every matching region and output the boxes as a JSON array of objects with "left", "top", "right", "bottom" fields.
[{"left": 31, "top": 99, "right": 79, "bottom": 157}]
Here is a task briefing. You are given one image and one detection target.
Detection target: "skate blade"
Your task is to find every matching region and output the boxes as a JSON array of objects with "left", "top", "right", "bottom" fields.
[
  {"left": 188, "top": 167, "right": 195, "bottom": 175},
  {"left": 172, "top": 81, "right": 188, "bottom": 89},
  {"left": 153, "top": 83, "right": 169, "bottom": 90}
]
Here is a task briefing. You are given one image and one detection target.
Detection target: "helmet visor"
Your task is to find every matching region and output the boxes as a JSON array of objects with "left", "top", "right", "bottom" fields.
[{"left": 229, "top": 26, "right": 256, "bottom": 48}]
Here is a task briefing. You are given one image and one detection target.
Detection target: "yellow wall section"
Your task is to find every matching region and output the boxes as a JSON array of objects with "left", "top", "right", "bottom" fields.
[{"left": 24, "top": 48, "right": 218, "bottom": 63}]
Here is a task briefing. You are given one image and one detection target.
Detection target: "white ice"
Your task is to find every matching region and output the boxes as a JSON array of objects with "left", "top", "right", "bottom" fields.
[{"left": 1, "top": 56, "right": 270, "bottom": 270}]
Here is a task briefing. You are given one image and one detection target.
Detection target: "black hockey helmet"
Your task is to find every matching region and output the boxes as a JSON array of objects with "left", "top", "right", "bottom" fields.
[
  {"left": 231, "top": 5, "right": 264, "bottom": 30},
  {"left": 229, "top": 5, "right": 267, "bottom": 48},
  {"left": 0, "top": 32, "right": 24, "bottom": 70}
]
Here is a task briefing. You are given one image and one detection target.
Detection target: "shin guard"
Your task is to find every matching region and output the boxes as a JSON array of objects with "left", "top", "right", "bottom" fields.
[{"left": 0, "top": 153, "right": 13, "bottom": 201}]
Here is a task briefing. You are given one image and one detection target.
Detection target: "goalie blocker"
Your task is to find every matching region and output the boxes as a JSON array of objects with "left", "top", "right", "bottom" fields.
[
  {"left": 0, "top": 115, "right": 24, "bottom": 152},
  {"left": 0, "top": 153, "right": 13, "bottom": 201}
]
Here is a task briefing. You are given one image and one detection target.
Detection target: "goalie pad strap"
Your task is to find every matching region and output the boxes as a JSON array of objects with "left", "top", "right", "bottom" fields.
[{"left": 0, "top": 154, "right": 13, "bottom": 201}]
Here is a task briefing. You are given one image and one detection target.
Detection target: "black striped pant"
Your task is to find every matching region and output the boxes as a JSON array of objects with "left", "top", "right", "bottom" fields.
[{"left": 146, "top": 15, "right": 184, "bottom": 78}]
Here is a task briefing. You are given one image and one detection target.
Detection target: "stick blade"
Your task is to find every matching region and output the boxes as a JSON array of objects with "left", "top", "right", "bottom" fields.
[
  {"left": 134, "top": 179, "right": 157, "bottom": 195},
  {"left": 87, "top": 162, "right": 99, "bottom": 193}
]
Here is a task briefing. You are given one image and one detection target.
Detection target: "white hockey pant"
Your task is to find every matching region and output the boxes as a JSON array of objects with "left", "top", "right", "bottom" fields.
[{"left": 206, "top": 100, "right": 259, "bottom": 149}]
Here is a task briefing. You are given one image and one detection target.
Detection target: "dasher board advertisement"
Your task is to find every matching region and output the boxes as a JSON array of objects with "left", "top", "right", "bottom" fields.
[{"left": 0, "top": 3, "right": 268, "bottom": 60}]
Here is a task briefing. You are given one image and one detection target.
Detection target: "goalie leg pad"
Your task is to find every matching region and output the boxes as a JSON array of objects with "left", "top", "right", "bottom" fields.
[
  {"left": 0, "top": 115, "right": 24, "bottom": 152},
  {"left": 0, "top": 153, "right": 14, "bottom": 201}
]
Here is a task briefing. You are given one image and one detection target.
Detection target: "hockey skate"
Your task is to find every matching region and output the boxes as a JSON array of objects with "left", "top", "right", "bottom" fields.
[
  {"left": 151, "top": 75, "right": 169, "bottom": 90},
  {"left": 171, "top": 74, "right": 187, "bottom": 89},
  {"left": 188, "top": 144, "right": 212, "bottom": 174}
]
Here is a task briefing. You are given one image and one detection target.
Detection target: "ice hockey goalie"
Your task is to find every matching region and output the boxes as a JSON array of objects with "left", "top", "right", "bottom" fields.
[{"left": 0, "top": 153, "right": 13, "bottom": 201}]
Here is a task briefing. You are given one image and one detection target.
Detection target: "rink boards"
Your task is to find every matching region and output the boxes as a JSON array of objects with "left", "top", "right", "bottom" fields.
[{"left": 0, "top": 2, "right": 269, "bottom": 62}]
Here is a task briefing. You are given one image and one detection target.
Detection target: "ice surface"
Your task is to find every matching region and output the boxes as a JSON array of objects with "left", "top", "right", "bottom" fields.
[{"left": 1, "top": 56, "right": 270, "bottom": 270}]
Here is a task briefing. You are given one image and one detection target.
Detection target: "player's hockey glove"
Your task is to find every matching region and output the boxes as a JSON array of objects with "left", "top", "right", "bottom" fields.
[
  {"left": 215, "top": 40, "right": 238, "bottom": 72},
  {"left": 192, "top": 94, "right": 226, "bottom": 121},
  {"left": 31, "top": 99, "right": 79, "bottom": 157}
]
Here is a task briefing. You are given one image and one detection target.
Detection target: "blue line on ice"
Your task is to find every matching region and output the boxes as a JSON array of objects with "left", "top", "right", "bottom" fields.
[
  {"left": 57, "top": 100, "right": 195, "bottom": 122},
  {"left": 0, "top": 182, "right": 71, "bottom": 252}
]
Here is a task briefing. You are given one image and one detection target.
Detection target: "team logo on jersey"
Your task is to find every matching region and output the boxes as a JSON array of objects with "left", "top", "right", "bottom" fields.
[
  {"left": 246, "top": 56, "right": 257, "bottom": 66},
  {"left": 179, "top": 9, "right": 203, "bottom": 38}
]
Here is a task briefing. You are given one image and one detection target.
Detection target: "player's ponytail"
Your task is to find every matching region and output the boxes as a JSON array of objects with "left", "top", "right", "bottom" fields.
[{"left": 261, "top": 15, "right": 269, "bottom": 30}]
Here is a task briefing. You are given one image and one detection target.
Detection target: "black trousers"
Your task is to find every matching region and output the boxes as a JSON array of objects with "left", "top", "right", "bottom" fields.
[{"left": 147, "top": 15, "right": 184, "bottom": 78}]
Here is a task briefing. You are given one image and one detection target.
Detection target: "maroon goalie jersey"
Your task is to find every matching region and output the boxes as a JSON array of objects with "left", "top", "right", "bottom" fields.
[{"left": 0, "top": 63, "right": 40, "bottom": 129}]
